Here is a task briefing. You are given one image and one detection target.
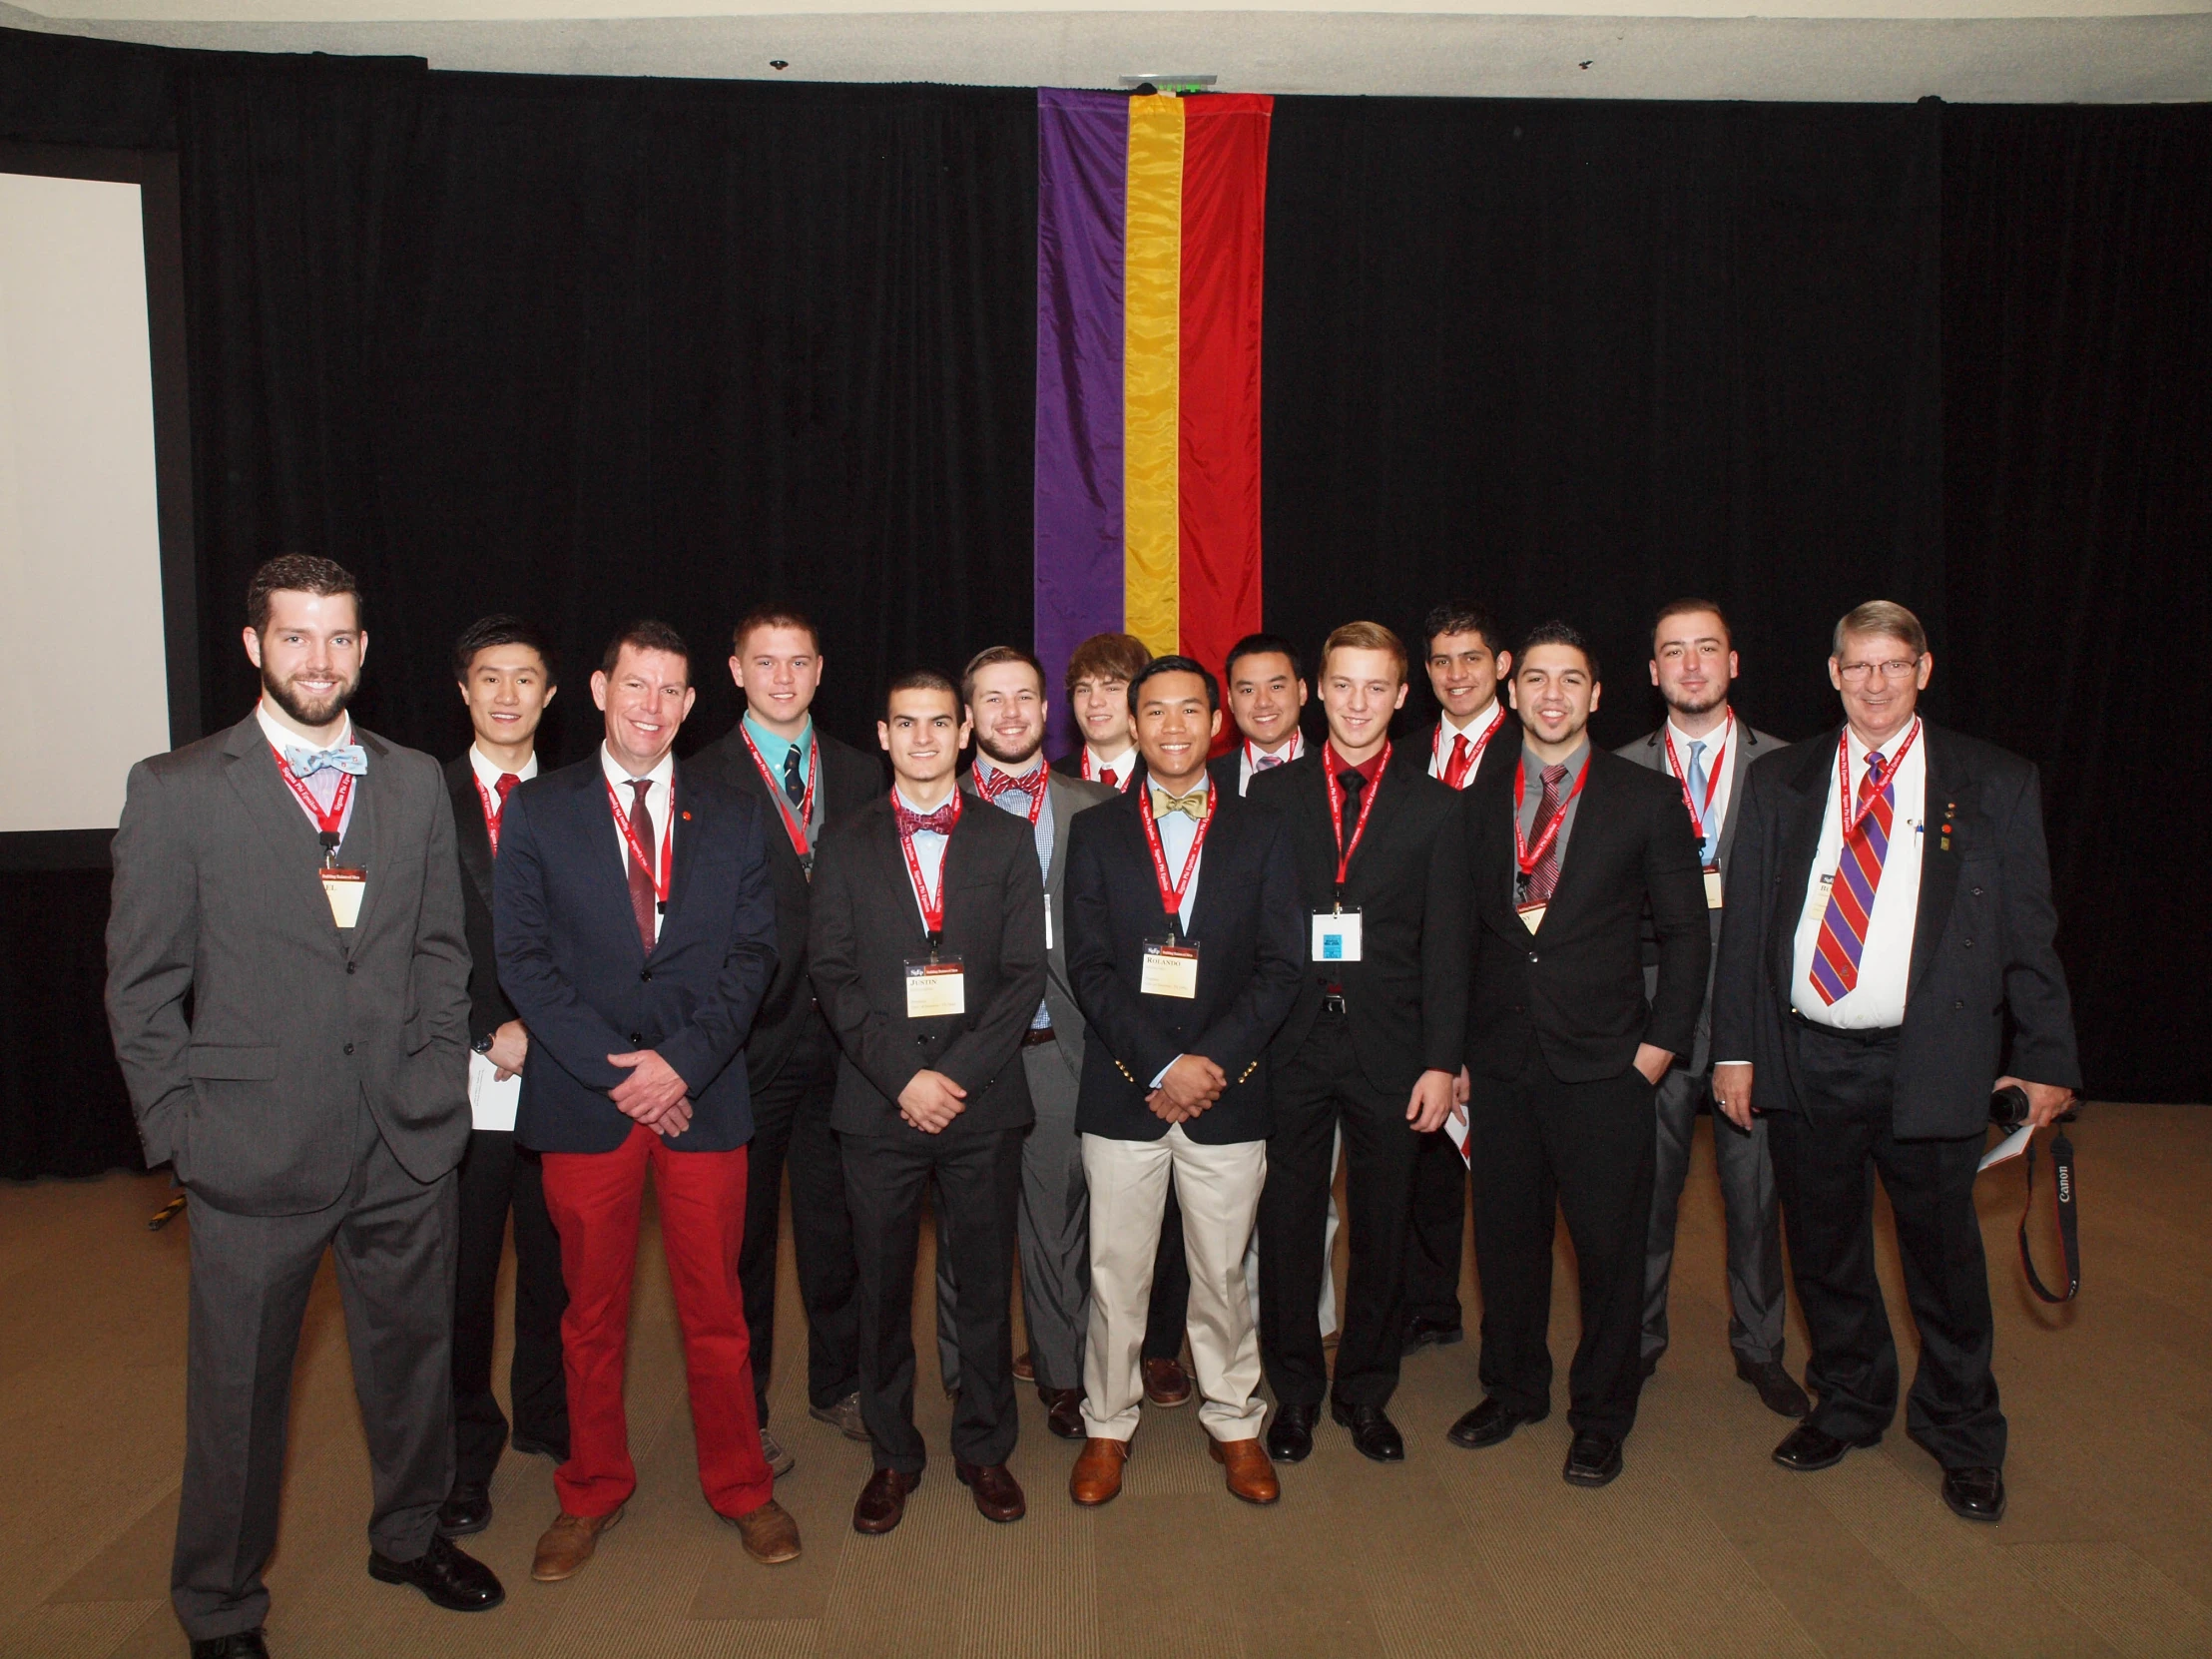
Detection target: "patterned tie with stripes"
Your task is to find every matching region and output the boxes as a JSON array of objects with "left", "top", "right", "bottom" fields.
[{"left": 1810, "top": 749, "right": 1893, "bottom": 1004}]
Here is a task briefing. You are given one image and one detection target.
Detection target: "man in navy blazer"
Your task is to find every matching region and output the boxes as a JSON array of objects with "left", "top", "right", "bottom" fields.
[{"left": 495, "top": 620, "right": 798, "bottom": 1582}]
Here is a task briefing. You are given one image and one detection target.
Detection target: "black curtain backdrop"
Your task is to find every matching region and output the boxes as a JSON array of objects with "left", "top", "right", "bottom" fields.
[{"left": 1, "top": 30, "right": 2204, "bottom": 1177}]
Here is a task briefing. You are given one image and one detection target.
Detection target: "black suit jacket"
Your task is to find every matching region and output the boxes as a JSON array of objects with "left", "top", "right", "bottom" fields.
[
  {"left": 1062, "top": 785, "right": 1305, "bottom": 1143},
  {"left": 694, "top": 722, "right": 879, "bottom": 1088},
  {"left": 1249, "top": 746, "right": 1468, "bottom": 1093},
  {"left": 807, "top": 794, "right": 1046, "bottom": 1138},
  {"left": 1465, "top": 747, "right": 1711, "bottom": 1083},
  {"left": 1711, "top": 722, "right": 2081, "bottom": 1139},
  {"left": 445, "top": 754, "right": 520, "bottom": 1050},
  {"left": 495, "top": 757, "right": 779, "bottom": 1153}
]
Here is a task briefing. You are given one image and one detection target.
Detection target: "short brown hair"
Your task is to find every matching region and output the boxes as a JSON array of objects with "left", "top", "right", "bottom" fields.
[
  {"left": 1653, "top": 598, "right": 1731, "bottom": 646},
  {"left": 1320, "top": 621, "right": 1408, "bottom": 681},
  {"left": 961, "top": 645, "right": 1045, "bottom": 710},
  {"left": 1064, "top": 632, "right": 1151, "bottom": 693},
  {"left": 732, "top": 605, "right": 820, "bottom": 655},
  {"left": 1832, "top": 600, "right": 1928, "bottom": 660},
  {"left": 247, "top": 555, "right": 362, "bottom": 634},
  {"left": 601, "top": 619, "right": 691, "bottom": 682},
  {"left": 885, "top": 667, "right": 961, "bottom": 717}
]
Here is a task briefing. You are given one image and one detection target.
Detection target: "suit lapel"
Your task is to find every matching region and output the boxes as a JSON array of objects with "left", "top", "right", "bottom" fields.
[
  {"left": 340, "top": 733, "right": 391, "bottom": 950},
  {"left": 1535, "top": 753, "right": 1603, "bottom": 922},
  {"left": 1715, "top": 726, "right": 1759, "bottom": 869},
  {"left": 1044, "top": 774, "right": 1084, "bottom": 899},
  {"left": 1774, "top": 731, "right": 1840, "bottom": 987},
  {"left": 450, "top": 763, "right": 497, "bottom": 911},
  {"left": 1910, "top": 727, "right": 1967, "bottom": 997},
  {"left": 659, "top": 759, "right": 705, "bottom": 934},
  {"left": 221, "top": 715, "right": 349, "bottom": 940}
]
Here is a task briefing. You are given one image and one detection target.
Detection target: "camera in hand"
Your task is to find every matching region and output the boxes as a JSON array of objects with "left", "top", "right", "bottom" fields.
[{"left": 1989, "top": 1084, "right": 2077, "bottom": 1131}]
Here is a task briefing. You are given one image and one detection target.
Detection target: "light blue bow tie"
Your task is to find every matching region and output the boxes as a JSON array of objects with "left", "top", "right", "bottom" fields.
[{"left": 284, "top": 744, "right": 367, "bottom": 778}]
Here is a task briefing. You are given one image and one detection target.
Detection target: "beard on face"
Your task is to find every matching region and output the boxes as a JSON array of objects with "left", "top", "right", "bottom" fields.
[
  {"left": 263, "top": 662, "right": 358, "bottom": 730},
  {"left": 975, "top": 724, "right": 1044, "bottom": 770},
  {"left": 1664, "top": 682, "right": 1727, "bottom": 718}
]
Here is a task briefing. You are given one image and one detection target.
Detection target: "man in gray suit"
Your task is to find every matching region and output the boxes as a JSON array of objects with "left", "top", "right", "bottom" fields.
[
  {"left": 934, "top": 646, "right": 1115, "bottom": 1440},
  {"left": 106, "top": 556, "right": 502, "bottom": 1659},
  {"left": 1616, "top": 600, "right": 1809, "bottom": 1419}
]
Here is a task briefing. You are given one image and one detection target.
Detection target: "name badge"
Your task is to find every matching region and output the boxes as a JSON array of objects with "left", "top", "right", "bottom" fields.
[
  {"left": 904, "top": 957, "right": 966, "bottom": 1019},
  {"left": 1312, "top": 908, "right": 1364, "bottom": 962},
  {"left": 1516, "top": 899, "right": 1546, "bottom": 934},
  {"left": 1703, "top": 863, "right": 1725, "bottom": 909},
  {"left": 1141, "top": 937, "right": 1200, "bottom": 999},
  {"left": 320, "top": 867, "right": 366, "bottom": 928},
  {"left": 1044, "top": 903, "right": 1053, "bottom": 953}
]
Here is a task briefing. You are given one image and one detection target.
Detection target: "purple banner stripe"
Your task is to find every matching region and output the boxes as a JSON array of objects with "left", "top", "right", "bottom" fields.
[{"left": 1035, "top": 88, "right": 1129, "bottom": 760}]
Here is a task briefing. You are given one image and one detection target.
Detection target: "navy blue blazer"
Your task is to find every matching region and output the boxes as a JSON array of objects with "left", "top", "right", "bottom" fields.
[{"left": 495, "top": 755, "right": 779, "bottom": 1153}]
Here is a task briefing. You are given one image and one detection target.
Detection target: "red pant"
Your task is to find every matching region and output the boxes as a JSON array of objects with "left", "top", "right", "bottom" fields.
[{"left": 540, "top": 1125, "right": 774, "bottom": 1518}]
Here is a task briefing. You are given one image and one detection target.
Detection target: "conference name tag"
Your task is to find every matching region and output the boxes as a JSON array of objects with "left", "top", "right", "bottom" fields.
[
  {"left": 904, "top": 957, "right": 966, "bottom": 1019},
  {"left": 320, "top": 867, "right": 366, "bottom": 928},
  {"left": 1044, "top": 904, "right": 1053, "bottom": 953},
  {"left": 1516, "top": 899, "right": 1547, "bottom": 934},
  {"left": 1141, "top": 938, "right": 1200, "bottom": 999},
  {"left": 1312, "top": 908, "right": 1364, "bottom": 962},
  {"left": 1704, "top": 863, "right": 1725, "bottom": 909}
]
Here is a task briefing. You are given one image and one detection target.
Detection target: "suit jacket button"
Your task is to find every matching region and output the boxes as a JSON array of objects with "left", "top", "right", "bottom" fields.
[
  {"left": 343, "top": 1042, "right": 354, "bottom": 1055},
  {"left": 915, "top": 1035, "right": 928, "bottom": 1046},
  {"left": 1527, "top": 952, "right": 1539, "bottom": 964},
  {"left": 630, "top": 1031, "right": 644, "bottom": 1046},
  {"left": 1961, "top": 938, "right": 1972, "bottom": 949},
  {"left": 641, "top": 968, "right": 653, "bottom": 982},
  {"left": 1952, "top": 1000, "right": 1964, "bottom": 1011},
  {"left": 345, "top": 962, "right": 356, "bottom": 975}
]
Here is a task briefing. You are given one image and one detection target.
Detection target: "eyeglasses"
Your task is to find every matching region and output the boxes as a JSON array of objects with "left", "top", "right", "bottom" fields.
[{"left": 1837, "top": 658, "right": 1922, "bottom": 685}]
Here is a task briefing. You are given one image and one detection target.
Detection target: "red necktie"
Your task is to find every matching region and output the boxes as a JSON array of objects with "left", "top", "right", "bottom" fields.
[
  {"left": 625, "top": 778, "right": 658, "bottom": 953},
  {"left": 1443, "top": 734, "right": 1472, "bottom": 790},
  {"left": 1102, "top": 768, "right": 1120, "bottom": 792},
  {"left": 496, "top": 772, "right": 519, "bottom": 807},
  {"left": 1810, "top": 750, "right": 1895, "bottom": 1004},
  {"left": 1523, "top": 764, "right": 1569, "bottom": 904}
]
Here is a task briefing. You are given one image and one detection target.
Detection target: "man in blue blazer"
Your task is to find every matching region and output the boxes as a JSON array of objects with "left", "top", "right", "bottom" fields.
[{"left": 495, "top": 620, "right": 798, "bottom": 1581}]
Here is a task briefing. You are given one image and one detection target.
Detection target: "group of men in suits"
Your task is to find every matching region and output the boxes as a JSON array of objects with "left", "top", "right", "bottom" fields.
[{"left": 104, "top": 555, "right": 2081, "bottom": 1658}]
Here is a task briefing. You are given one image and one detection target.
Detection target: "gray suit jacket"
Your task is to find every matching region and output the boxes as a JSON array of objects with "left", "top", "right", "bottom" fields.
[
  {"left": 1617, "top": 718, "right": 1786, "bottom": 1075},
  {"left": 105, "top": 712, "right": 473, "bottom": 1215},
  {"left": 961, "top": 767, "right": 1115, "bottom": 1072}
]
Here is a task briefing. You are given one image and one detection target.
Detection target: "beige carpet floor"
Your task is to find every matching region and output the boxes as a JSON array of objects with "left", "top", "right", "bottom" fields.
[{"left": 2, "top": 1103, "right": 2208, "bottom": 1659}]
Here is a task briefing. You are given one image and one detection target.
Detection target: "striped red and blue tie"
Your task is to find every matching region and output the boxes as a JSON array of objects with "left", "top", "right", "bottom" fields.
[{"left": 1810, "top": 749, "right": 1894, "bottom": 1004}]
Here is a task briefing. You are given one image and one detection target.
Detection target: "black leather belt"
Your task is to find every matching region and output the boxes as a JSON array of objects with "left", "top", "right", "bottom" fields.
[
  {"left": 1789, "top": 1009, "right": 1901, "bottom": 1046},
  {"left": 1022, "top": 1026, "right": 1057, "bottom": 1047}
]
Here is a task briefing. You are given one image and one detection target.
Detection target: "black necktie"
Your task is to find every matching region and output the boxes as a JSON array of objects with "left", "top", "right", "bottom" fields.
[
  {"left": 783, "top": 745, "right": 806, "bottom": 808},
  {"left": 1338, "top": 768, "right": 1368, "bottom": 850}
]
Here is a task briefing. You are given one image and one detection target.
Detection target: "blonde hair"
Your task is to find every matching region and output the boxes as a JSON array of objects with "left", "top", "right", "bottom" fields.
[
  {"left": 1321, "top": 621, "right": 1408, "bottom": 681},
  {"left": 1832, "top": 600, "right": 1927, "bottom": 659}
]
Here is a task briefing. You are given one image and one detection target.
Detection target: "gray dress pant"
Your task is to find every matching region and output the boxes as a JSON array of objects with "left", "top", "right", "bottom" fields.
[
  {"left": 937, "top": 1037, "right": 1088, "bottom": 1394},
  {"left": 174, "top": 1110, "right": 458, "bottom": 1642},
  {"left": 1643, "top": 1066, "right": 1787, "bottom": 1369}
]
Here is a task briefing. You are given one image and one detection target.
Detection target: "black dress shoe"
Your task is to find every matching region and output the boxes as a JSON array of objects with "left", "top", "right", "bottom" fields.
[
  {"left": 1562, "top": 1431, "right": 1623, "bottom": 1487},
  {"left": 1639, "top": 1351, "right": 1661, "bottom": 1381},
  {"left": 1331, "top": 1400, "right": 1406, "bottom": 1463},
  {"left": 1772, "top": 1421, "right": 1882, "bottom": 1471},
  {"left": 1445, "top": 1396, "right": 1547, "bottom": 1450},
  {"left": 1736, "top": 1357, "right": 1812, "bottom": 1419},
  {"left": 852, "top": 1466, "right": 921, "bottom": 1534},
  {"left": 436, "top": 1481, "right": 492, "bottom": 1537},
  {"left": 1267, "top": 1403, "right": 1318, "bottom": 1463},
  {"left": 191, "top": 1633, "right": 269, "bottom": 1659},
  {"left": 508, "top": 1433, "right": 568, "bottom": 1462},
  {"left": 366, "top": 1532, "right": 505, "bottom": 1611},
  {"left": 1401, "top": 1315, "right": 1465, "bottom": 1356},
  {"left": 1941, "top": 1465, "right": 2006, "bottom": 1523},
  {"left": 1041, "top": 1386, "right": 1086, "bottom": 1441}
]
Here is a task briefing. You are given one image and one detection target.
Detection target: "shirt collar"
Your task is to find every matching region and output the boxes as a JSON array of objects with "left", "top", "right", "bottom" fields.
[
  {"left": 469, "top": 744, "right": 539, "bottom": 789},
  {"left": 1086, "top": 743, "right": 1135, "bottom": 774},
  {"left": 1327, "top": 741, "right": 1386, "bottom": 786},
  {"left": 1847, "top": 715, "right": 1921, "bottom": 771},
  {"left": 1150, "top": 774, "right": 1213, "bottom": 806},
  {"left": 893, "top": 785, "right": 959, "bottom": 824},
  {"left": 601, "top": 742, "right": 675, "bottom": 791},
  {"left": 1664, "top": 711, "right": 1730, "bottom": 758},
  {"left": 1521, "top": 737, "right": 1590, "bottom": 781},
  {"left": 975, "top": 751, "right": 1048, "bottom": 789},
  {"left": 1440, "top": 699, "right": 1500, "bottom": 742},
  {"left": 742, "top": 712, "right": 812, "bottom": 773},
  {"left": 257, "top": 698, "right": 354, "bottom": 760},
  {"left": 1243, "top": 730, "right": 1302, "bottom": 761}
]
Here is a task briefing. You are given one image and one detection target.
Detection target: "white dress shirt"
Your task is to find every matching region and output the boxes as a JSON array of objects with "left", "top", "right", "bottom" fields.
[
  {"left": 467, "top": 745, "right": 539, "bottom": 1132},
  {"left": 1791, "top": 720, "right": 1927, "bottom": 1030},
  {"left": 1146, "top": 776, "right": 1211, "bottom": 1086},
  {"left": 893, "top": 785, "right": 955, "bottom": 933},
  {"left": 601, "top": 744, "right": 676, "bottom": 944},
  {"left": 1428, "top": 700, "right": 1505, "bottom": 789},
  {"left": 257, "top": 700, "right": 361, "bottom": 842},
  {"left": 1084, "top": 745, "right": 1138, "bottom": 791},
  {"left": 1236, "top": 730, "right": 1303, "bottom": 797},
  {"left": 1664, "top": 713, "right": 1737, "bottom": 860}
]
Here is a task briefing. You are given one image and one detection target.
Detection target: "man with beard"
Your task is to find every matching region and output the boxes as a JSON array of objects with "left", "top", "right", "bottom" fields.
[{"left": 107, "top": 556, "right": 503, "bottom": 1658}]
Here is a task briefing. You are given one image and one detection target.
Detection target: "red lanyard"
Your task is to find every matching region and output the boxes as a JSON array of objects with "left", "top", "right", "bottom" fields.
[
  {"left": 896, "top": 789, "right": 962, "bottom": 937},
  {"left": 472, "top": 777, "right": 506, "bottom": 856},
  {"left": 1244, "top": 731, "right": 1302, "bottom": 775},
  {"left": 1139, "top": 786, "right": 1214, "bottom": 932},
  {"left": 1839, "top": 718, "right": 1921, "bottom": 839},
  {"left": 740, "top": 725, "right": 819, "bottom": 856},
  {"left": 1512, "top": 753, "right": 1591, "bottom": 876},
  {"left": 606, "top": 776, "right": 673, "bottom": 903},
  {"left": 1661, "top": 709, "right": 1732, "bottom": 848},
  {"left": 271, "top": 747, "right": 353, "bottom": 856},
  {"left": 1322, "top": 741, "right": 1389, "bottom": 887},
  {"left": 1432, "top": 703, "right": 1504, "bottom": 786},
  {"left": 1081, "top": 749, "right": 1134, "bottom": 790},
  {"left": 975, "top": 762, "right": 1048, "bottom": 826}
]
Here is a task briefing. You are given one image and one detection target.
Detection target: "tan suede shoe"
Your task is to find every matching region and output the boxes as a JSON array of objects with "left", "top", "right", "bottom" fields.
[
  {"left": 531, "top": 1506, "right": 623, "bottom": 1582},
  {"left": 722, "top": 1497, "right": 803, "bottom": 1564},
  {"left": 1070, "top": 1436, "right": 1130, "bottom": 1506},
  {"left": 1209, "top": 1435, "right": 1281, "bottom": 1505}
]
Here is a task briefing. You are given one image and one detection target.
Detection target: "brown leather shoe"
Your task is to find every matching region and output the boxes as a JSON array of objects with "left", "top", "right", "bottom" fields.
[
  {"left": 531, "top": 1506, "right": 623, "bottom": 1582},
  {"left": 851, "top": 1467, "right": 920, "bottom": 1535},
  {"left": 1041, "top": 1386, "right": 1085, "bottom": 1441},
  {"left": 1012, "top": 1350, "right": 1036, "bottom": 1382},
  {"left": 956, "top": 1459, "right": 1027, "bottom": 1522},
  {"left": 1142, "top": 1357, "right": 1193, "bottom": 1407},
  {"left": 1209, "top": 1436, "right": 1281, "bottom": 1505},
  {"left": 721, "top": 1497, "right": 802, "bottom": 1564},
  {"left": 1069, "top": 1436, "right": 1130, "bottom": 1505}
]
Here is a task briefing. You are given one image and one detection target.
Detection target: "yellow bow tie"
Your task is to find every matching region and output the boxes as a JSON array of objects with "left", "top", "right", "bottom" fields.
[{"left": 1151, "top": 788, "right": 1208, "bottom": 822}]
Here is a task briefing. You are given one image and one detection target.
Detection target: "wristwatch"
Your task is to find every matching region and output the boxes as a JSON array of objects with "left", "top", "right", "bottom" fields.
[{"left": 471, "top": 1032, "right": 495, "bottom": 1055}]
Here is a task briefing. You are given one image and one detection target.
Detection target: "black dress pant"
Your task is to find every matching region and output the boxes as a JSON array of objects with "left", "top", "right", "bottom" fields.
[
  {"left": 1403, "top": 1128, "right": 1469, "bottom": 1328},
  {"left": 1144, "top": 1190, "right": 1192, "bottom": 1362},
  {"left": 1471, "top": 1049, "right": 1657, "bottom": 1440},
  {"left": 737, "top": 1007, "right": 861, "bottom": 1423},
  {"left": 451, "top": 1126, "right": 568, "bottom": 1485},
  {"left": 1769, "top": 1022, "right": 2005, "bottom": 1468},
  {"left": 843, "top": 1124, "right": 1023, "bottom": 1475},
  {"left": 1259, "top": 1011, "right": 1420, "bottom": 1409}
]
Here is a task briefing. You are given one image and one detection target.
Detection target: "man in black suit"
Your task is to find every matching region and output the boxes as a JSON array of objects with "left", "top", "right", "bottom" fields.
[
  {"left": 1712, "top": 601, "right": 2079, "bottom": 1523},
  {"left": 1403, "top": 601, "right": 1519, "bottom": 1353},
  {"left": 1062, "top": 657, "right": 1305, "bottom": 1509},
  {"left": 694, "top": 606, "right": 877, "bottom": 1470},
  {"left": 1216, "top": 632, "right": 1310, "bottom": 793},
  {"left": 808, "top": 670, "right": 1046, "bottom": 1535},
  {"left": 439, "top": 616, "right": 569, "bottom": 1540},
  {"left": 496, "top": 620, "right": 798, "bottom": 1580},
  {"left": 1447, "top": 622, "right": 1710, "bottom": 1489},
  {"left": 1251, "top": 623, "right": 1467, "bottom": 1465}
]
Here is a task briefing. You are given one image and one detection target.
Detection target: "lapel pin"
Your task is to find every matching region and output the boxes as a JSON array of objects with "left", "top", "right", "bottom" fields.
[{"left": 682, "top": 811, "right": 692, "bottom": 822}]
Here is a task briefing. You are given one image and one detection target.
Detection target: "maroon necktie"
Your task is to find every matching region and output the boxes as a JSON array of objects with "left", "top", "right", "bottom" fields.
[
  {"left": 625, "top": 778, "right": 658, "bottom": 953},
  {"left": 1524, "top": 764, "right": 1569, "bottom": 904}
]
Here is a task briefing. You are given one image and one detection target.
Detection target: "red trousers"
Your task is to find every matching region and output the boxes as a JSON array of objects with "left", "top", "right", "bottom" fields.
[{"left": 540, "top": 1124, "right": 774, "bottom": 1518}]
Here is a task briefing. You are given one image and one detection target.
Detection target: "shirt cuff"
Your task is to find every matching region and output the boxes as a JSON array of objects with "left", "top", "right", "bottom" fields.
[{"left": 1150, "top": 1056, "right": 1183, "bottom": 1089}]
